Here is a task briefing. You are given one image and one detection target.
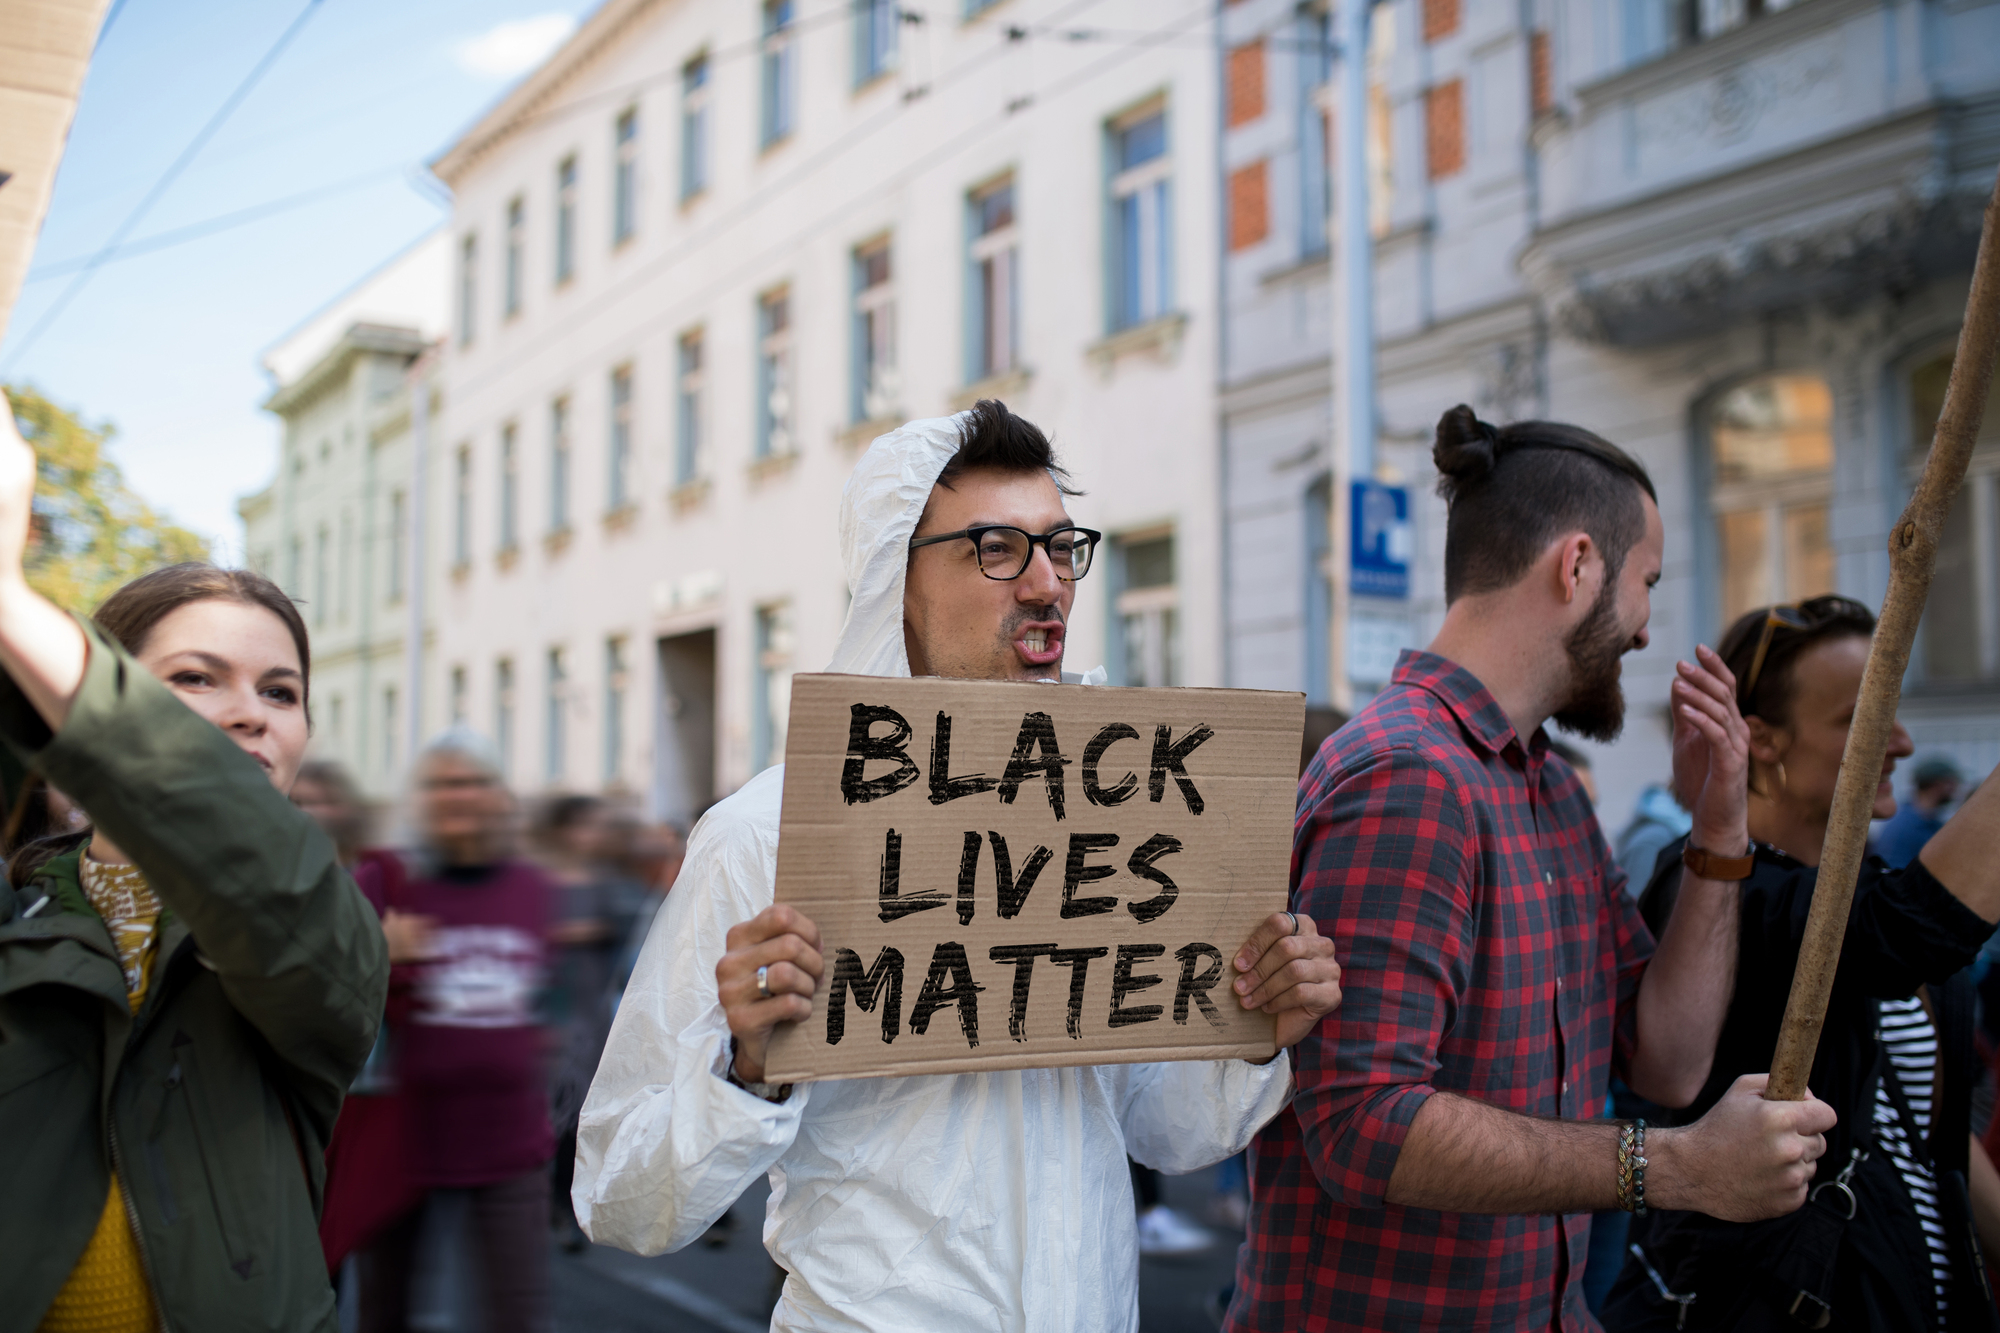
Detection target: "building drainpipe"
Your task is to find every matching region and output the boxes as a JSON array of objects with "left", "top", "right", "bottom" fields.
[
  {"left": 404, "top": 346, "right": 434, "bottom": 770},
  {"left": 1215, "top": 0, "right": 1233, "bottom": 689},
  {"left": 1327, "top": 0, "right": 1378, "bottom": 714}
]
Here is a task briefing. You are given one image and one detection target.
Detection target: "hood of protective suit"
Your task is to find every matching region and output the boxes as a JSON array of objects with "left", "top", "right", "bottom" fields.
[{"left": 826, "top": 411, "right": 1104, "bottom": 684}]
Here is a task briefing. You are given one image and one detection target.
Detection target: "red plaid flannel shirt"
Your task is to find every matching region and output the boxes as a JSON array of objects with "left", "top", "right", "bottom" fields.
[{"left": 1227, "top": 651, "right": 1653, "bottom": 1332}]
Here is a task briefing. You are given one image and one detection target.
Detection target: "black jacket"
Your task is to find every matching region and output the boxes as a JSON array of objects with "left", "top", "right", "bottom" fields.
[{"left": 1604, "top": 839, "right": 1994, "bottom": 1333}]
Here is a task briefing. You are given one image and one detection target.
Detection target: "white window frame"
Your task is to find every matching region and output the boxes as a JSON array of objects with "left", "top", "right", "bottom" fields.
[
  {"left": 608, "top": 364, "right": 634, "bottom": 510},
  {"left": 681, "top": 55, "right": 710, "bottom": 200},
  {"left": 853, "top": 237, "right": 897, "bottom": 422},
  {"left": 676, "top": 329, "right": 704, "bottom": 485},
  {"left": 1109, "top": 104, "right": 1172, "bottom": 332},
  {"left": 613, "top": 108, "right": 639, "bottom": 244},
  {"left": 761, "top": 1, "right": 796, "bottom": 148},
  {"left": 504, "top": 196, "right": 524, "bottom": 316},
  {"left": 757, "top": 288, "right": 794, "bottom": 458},
  {"left": 970, "top": 176, "right": 1018, "bottom": 380},
  {"left": 555, "top": 156, "right": 578, "bottom": 285}
]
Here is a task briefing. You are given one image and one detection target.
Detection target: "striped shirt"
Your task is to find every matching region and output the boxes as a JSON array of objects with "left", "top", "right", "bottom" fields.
[{"left": 1874, "top": 995, "right": 1949, "bottom": 1317}]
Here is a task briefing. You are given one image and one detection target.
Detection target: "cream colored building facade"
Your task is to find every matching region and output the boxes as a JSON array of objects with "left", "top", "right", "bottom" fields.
[
  {"left": 1220, "top": 0, "right": 2000, "bottom": 832},
  {"left": 239, "top": 231, "right": 449, "bottom": 801},
  {"left": 429, "top": 0, "right": 1234, "bottom": 822}
]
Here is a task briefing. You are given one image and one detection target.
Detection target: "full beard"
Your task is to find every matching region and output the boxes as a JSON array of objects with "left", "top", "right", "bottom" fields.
[{"left": 1552, "top": 580, "right": 1629, "bottom": 744}]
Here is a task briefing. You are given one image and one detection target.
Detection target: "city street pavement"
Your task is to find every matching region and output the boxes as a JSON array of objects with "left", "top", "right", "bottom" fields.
[{"left": 557, "top": 1164, "right": 1246, "bottom": 1333}]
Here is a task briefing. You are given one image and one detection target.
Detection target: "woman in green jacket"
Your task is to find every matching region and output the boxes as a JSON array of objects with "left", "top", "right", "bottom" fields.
[{"left": 0, "top": 394, "right": 389, "bottom": 1332}]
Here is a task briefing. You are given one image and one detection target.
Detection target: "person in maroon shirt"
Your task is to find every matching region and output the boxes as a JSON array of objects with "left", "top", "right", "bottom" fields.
[
  {"left": 1227, "top": 406, "right": 1837, "bottom": 1333},
  {"left": 356, "top": 727, "right": 556, "bottom": 1333}
]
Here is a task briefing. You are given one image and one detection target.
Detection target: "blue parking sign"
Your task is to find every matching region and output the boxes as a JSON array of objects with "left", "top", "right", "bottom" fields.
[{"left": 1351, "top": 480, "right": 1411, "bottom": 599}]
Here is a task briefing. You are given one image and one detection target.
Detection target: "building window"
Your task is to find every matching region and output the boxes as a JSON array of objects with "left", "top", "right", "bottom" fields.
[
  {"left": 1707, "top": 374, "right": 1835, "bottom": 627},
  {"left": 969, "top": 177, "right": 1017, "bottom": 381},
  {"left": 613, "top": 108, "right": 639, "bottom": 244},
  {"left": 388, "top": 488, "right": 407, "bottom": 602},
  {"left": 499, "top": 422, "right": 520, "bottom": 552},
  {"left": 287, "top": 535, "right": 303, "bottom": 599},
  {"left": 546, "top": 646, "right": 567, "bottom": 784},
  {"left": 757, "top": 288, "right": 793, "bottom": 458},
  {"left": 1530, "top": 30, "right": 1554, "bottom": 117},
  {"left": 1228, "top": 160, "right": 1270, "bottom": 252},
  {"left": 1113, "top": 532, "right": 1180, "bottom": 687},
  {"left": 1426, "top": 79, "right": 1465, "bottom": 180},
  {"left": 681, "top": 55, "right": 710, "bottom": 199},
  {"left": 1299, "top": 9, "right": 1332, "bottom": 257},
  {"left": 381, "top": 685, "right": 398, "bottom": 776},
  {"left": 1422, "top": 0, "right": 1460, "bottom": 42},
  {"left": 457, "top": 232, "right": 477, "bottom": 346},
  {"left": 1109, "top": 106, "right": 1172, "bottom": 332},
  {"left": 753, "top": 603, "right": 794, "bottom": 771},
  {"left": 495, "top": 657, "right": 515, "bottom": 779},
  {"left": 555, "top": 156, "right": 578, "bottom": 285},
  {"left": 453, "top": 445, "right": 472, "bottom": 567},
  {"left": 677, "top": 329, "right": 704, "bottom": 485},
  {"left": 550, "top": 396, "right": 572, "bottom": 532},
  {"left": 761, "top": 1, "right": 796, "bottom": 148},
  {"left": 856, "top": 0, "right": 898, "bottom": 85},
  {"left": 1226, "top": 39, "right": 1265, "bottom": 129},
  {"left": 504, "top": 196, "right": 524, "bottom": 317},
  {"left": 608, "top": 365, "right": 634, "bottom": 510},
  {"left": 450, "top": 664, "right": 467, "bottom": 725},
  {"left": 1908, "top": 348, "right": 2000, "bottom": 681},
  {"left": 966, "top": 0, "right": 1004, "bottom": 16},
  {"left": 337, "top": 510, "right": 352, "bottom": 623},
  {"left": 604, "top": 635, "right": 628, "bottom": 784},
  {"left": 852, "top": 238, "right": 896, "bottom": 423},
  {"left": 314, "top": 523, "right": 330, "bottom": 626}
]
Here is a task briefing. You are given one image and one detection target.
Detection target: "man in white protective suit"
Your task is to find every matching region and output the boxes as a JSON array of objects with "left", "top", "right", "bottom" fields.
[{"left": 574, "top": 400, "right": 1344, "bottom": 1331}]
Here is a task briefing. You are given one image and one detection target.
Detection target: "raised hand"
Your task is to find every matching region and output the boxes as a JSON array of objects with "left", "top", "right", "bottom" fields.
[
  {"left": 0, "top": 390, "right": 35, "bottom": 582},
  {"left": 1670, "top": 643, "right": 1752, "bottom": 854},
  {"left": 1232, "top": 910, "right": 1343, "bottom": 1051}
]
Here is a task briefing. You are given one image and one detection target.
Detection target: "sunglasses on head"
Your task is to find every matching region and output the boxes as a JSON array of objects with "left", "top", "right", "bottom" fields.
[{"left": 1740, "top": 595, "right": 1875, "bottom": 703}]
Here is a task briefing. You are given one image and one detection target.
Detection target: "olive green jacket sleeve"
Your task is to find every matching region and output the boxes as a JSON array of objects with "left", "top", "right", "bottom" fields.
[{"left": 0, "top": 618, "right": 387, "bottom": 1099}]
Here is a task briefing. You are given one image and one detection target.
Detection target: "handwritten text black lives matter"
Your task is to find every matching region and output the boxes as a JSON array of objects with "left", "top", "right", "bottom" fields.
[{"left": 764, "top": 675, "right": 1299, "bottom": 1081}]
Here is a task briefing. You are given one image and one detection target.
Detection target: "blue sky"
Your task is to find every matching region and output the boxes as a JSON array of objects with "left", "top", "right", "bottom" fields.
[{"left": 1, "top": 0, "right": 597, "bottom": 558}]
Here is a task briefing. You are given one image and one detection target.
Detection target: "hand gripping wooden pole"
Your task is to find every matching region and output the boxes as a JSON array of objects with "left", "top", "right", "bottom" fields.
[{"left": 1766, "top": 162, "right": 2000, "bottom": 1101}]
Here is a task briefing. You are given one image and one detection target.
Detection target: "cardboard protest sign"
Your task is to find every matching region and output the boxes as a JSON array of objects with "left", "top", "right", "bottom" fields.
[{"left": 762, "top": 674, "right": 1304, "bottom": 1083}]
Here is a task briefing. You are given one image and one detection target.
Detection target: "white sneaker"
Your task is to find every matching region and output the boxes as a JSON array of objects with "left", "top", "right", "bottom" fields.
[{"left": 1136, "top": 1205, "right": 1215, "bottom": 1256}]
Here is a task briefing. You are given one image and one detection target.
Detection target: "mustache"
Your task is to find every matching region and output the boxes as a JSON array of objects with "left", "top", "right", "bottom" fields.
[{"left": 1002, "top": 606, "right": 1066, "bottom": 634}]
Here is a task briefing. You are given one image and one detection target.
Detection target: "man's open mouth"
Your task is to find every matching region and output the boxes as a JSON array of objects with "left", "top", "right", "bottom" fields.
[{"left": 1015, "top": 623, "right": 1065, "bottom": 667}]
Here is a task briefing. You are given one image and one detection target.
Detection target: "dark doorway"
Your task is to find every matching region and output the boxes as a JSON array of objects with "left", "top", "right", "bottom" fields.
[{"left": 653, "top": 628, "right": 717, "bottom": 827}]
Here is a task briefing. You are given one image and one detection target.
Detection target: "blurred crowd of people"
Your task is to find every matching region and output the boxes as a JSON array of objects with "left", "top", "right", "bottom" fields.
[{"left": 291, "top": 742, "right": 685, "bottom": 1331}]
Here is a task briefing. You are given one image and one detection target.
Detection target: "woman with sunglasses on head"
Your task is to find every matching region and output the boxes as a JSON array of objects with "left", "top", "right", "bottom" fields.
[
  {"left": 0, "top": 395, "right": 388, "bottom": 1332},
  {"left": 1606, "top": 594, "right": 2000, "bottom": 1332}
]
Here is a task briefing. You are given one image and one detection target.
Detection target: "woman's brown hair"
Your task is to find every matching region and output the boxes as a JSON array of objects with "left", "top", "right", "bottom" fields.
[
  {"left": 1715, "top": 594, "right": 1877, "bottom": 727},
  {"left": 5, "top": 563, "right": 311, "bottom": 889}
]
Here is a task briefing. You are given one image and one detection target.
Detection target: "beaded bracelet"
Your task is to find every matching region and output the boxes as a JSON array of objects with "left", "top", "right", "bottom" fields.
[{"left": 1615, "top": 1119, "right": 1650, "bottom": 1215}]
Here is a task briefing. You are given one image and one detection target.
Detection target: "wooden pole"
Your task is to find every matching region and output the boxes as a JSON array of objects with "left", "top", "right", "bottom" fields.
[{"left": 1767, "top": 162, "right": 2000, "bottom": 1101}]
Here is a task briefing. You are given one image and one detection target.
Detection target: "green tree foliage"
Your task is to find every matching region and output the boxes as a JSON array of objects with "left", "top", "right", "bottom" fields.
[{"left": 8, "top": 384, "right": 209, "bottom": 613}]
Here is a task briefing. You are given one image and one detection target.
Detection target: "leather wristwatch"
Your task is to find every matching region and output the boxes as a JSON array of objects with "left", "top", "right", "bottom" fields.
[{"left": 1681, "top": 842, "right": 1755, "bottom": 881}]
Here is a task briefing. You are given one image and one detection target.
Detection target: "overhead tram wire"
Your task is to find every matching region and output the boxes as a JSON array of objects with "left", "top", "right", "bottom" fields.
[
  {"left": 22, "top": 166, "right": 421, "bottom": 283},
  {"left": 0, "top": 0, "right": 327, "bottom": 373},
  {"left": 447, "top": 0, "right": 1222, "bottom": 407}
]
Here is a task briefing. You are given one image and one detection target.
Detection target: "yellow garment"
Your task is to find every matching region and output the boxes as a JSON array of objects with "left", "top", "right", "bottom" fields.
[{"left": 38, "top": 858, "right": 162, "bottom": 1333}]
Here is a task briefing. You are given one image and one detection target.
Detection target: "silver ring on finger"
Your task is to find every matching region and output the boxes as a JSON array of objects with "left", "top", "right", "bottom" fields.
[
  {"left": 1285, "top": 911, "right": 1300, "bottom": 936},
  {"left": 756, "top": 964, "right": 771, "bottom": 1000}
]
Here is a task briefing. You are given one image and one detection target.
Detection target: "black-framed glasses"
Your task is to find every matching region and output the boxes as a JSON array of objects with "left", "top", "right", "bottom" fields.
[
  {"left": 907, "top": 525, "right": 1103, "bottom": 581},
  {"left": 1741, "top": 595, "right": 1875, "bottom": 702}
]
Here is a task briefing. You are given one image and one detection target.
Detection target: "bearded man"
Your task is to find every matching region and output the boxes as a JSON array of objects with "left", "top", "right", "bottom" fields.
[
  {"left": 1225, "top": 406, "right": 1838, "bottom": 1333},
  {"left": 575, "top": 402, "right": 1342, "bottom": 1332}
]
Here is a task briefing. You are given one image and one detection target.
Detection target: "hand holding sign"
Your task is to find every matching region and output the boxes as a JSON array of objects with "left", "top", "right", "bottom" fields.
[
  {"left": 1233, "top": 911, "right": 1342, "bottom": 1051},
  {"left": 761, "top": 675, "right": 1317, "bottom": 1082}
]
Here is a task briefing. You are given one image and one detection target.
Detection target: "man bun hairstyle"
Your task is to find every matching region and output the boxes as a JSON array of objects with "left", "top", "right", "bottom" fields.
[
  {"left": 939, "top": 399, "right": 1081, "bottom": 496},
  {"left": 1432, "top": 405, "right": 1656, "bottom": 603}
]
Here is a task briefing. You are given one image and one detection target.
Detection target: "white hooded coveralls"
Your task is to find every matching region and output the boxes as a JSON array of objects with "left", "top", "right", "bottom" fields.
[{"left": 572, "top": 414, "right": 1294, "bottom": 1331}]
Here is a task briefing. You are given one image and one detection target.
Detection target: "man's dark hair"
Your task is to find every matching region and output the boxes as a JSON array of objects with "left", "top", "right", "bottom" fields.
[
  {"left": 1432, "top": 404, "right": 1656, "bottom": 603},
  {"left": 940, "top": 399, "right": 1081, "bottom": 495}
]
